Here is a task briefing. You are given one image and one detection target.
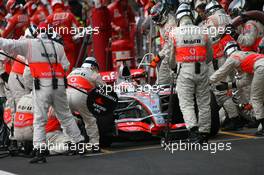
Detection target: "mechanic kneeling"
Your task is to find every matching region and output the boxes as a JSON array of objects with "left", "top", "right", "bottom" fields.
[
  {"left": 13, "top": 93, "right": 71, "bottom": 156},
  {"left": 210, "top": 41, "right": 264, "bottom": 136}
]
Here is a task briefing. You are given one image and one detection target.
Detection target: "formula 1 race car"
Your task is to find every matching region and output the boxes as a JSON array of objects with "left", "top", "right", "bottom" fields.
[{"left": 86, "top": 55, "right": 220, "bottom": 147}]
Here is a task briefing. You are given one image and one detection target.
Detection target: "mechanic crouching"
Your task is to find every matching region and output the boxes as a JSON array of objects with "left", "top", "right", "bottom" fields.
[
  {"left": 204, "top": 0, "right": 242, "bottom": 131},
  {"left": 13, "top": 93, "right": 71, "bottom": 156},
  {"left": 170, "top": 3, "right": 213, "bottom": 144},
  {"left": 210, "top": 41, "right": 264, "bottom": 136},
  {"left": 67, "top": 57, "right": 105, "bottom": 153}
]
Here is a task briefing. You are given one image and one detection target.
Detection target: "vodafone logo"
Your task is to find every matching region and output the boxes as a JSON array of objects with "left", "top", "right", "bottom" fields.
[
  {"left": 70, "top": 77, "right": 77, "bottom": 83},
  {"left": 18, "top": 114, "right": 24, "bottom": 120},
  {"left": 190, "top": 48, "right": 196, "bottom": 55}
]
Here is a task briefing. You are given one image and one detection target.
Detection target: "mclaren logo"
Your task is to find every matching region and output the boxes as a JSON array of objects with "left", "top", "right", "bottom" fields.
[{"left": 183, "top": 39, "right": 201, "bottom": 44}]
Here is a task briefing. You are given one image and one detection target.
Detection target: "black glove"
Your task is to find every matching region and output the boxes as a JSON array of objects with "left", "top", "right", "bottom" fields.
[
  {"left": 216, "top": 81, "right": 237, "bottom": 91},
  {"left": 0, "top": 72, "right": 9, "bottom": 83}
]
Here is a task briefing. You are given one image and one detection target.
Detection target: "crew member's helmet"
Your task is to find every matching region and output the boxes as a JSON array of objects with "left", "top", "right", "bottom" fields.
[
  {"left": 175, "top": 2, "right": 193, "bottom": 25},
  {"left": 205, "top": 0, "right": 222, "bottom": 17},
  {"left": 150, "top": 2, "right": 169, "bottom": 26},
  {"left": 224, "top": 41, "right": 240, "bottom": 57},
  {"left": 51, "top": 0, "right": 64, "bottom": 10},
  {"left": 227, "top": 0, "right": 246, "bottom": 18},
  {"left": 52, "top": 0, "right": 63, "bottom": 6},
  {"left": 25, "top": 1, "right": 37, "bottom": 16},
  {"left": 6, "top": 0, "right": 22, "bottom": 14},
  {"left": 82, "top": 57, "right": 99, "bottom": 71}
]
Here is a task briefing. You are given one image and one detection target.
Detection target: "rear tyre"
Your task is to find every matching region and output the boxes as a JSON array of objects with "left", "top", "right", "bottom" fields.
[{"left": 96, "top": 113, "right": 115, "bottom": 147}]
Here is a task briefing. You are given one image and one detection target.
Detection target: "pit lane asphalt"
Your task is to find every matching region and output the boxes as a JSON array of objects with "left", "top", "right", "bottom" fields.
[{"left": 0, "top": 129, "right": 263, "bottom": 175}]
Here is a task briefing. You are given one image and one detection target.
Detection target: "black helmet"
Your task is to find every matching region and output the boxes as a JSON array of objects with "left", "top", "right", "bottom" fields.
[{"left": 150, "top": 2, "right": 169, "bottom": 25}]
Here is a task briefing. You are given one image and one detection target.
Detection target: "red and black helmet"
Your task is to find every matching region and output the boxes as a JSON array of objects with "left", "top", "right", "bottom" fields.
[
  {"left": 24, "top": 1, "right": 37, "bottom": 16},
  {"left": 6, "top": 0, "right": 22, "bottom": 14}
]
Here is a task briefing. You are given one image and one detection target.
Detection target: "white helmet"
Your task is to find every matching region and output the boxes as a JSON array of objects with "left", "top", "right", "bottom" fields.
[
  {"left": 51, "top": 0, "right": 63, "bottom": 7},
  {"left": 228, "top": 0, "right": 246, "bottom": 17},
  {"left": 224, "top": 41, "right": 240, "bottom": 57},
  {"left": 24, "top": 24, "right": 38, "bottom": 38},
  {"left": 81, "top": 57, "right": 99, "bottom": 70},
  {"left": 205, "top": 0, "right": 222, "bottom": 16},
  {"left": 176, "top": 3, "right": 193, "bottom": 25}
]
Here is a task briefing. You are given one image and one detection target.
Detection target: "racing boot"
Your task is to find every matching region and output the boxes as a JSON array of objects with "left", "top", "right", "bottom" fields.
[
  {"left": 245, "top": 117, "right": 259, "bottom": 128},
  {"left": 221, "top": 117, "right": 243, "bottom": 131},
  {"left": 187, "top": 127, "right": 202, "bottom": 144},
  {"left": 67, "top": 140, "right": 89, "bottom": 155},
  {"left": 29, "top": 148, "right": 48, "bottom": 164},
  {"left": 64, "top": 141, "right": 77, "bottom": 156},
  {"left": 91, "top": 145, "right": 101, "bottom": 154},
  {"left": 84, "top": 145, "right": 103, "bottom": 156},
  {"left": 199, "top": 133, "right": 209, "bottom": 144},
  {"left": 64, "top": 140, "right": 90, "bottom": 156},
  {"left": 8, "top": 140, "right": 19, "bottom": 156},
  {"left": 76, "top": 140, "right": 88, "bottom": 155},
  {"left": 255, "top": 118, "right": 264, "bottom": 136},
  {"left": 22, "top": 141, "right": 34, "bottom": 156}
]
